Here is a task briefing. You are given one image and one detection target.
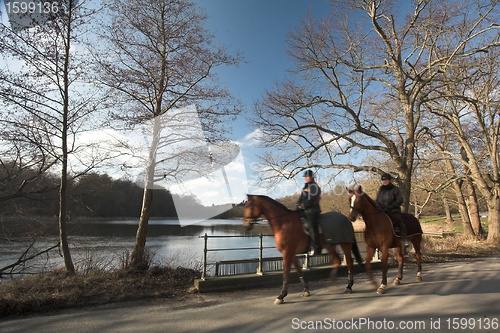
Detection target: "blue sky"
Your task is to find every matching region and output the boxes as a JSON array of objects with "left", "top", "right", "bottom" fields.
[
  {"left": 0, "top": 0, "right": 335, "bottom": 207},
  {"left": 198, "top": 0, "right": 332, "bottom": 141},
  {"left": 186, "top": 0, "right": 336, "bottom": 205}
]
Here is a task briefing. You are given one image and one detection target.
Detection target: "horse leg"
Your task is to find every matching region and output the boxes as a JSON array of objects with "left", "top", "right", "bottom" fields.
[
  {"left": 275, "top": 253, "right": 291, "bottom": 305},
  {"left": 377, "top": 247, "right": 389, "bottom": 294},
  {"left": 341, "top": 244, "right": 354, "bottom": 294},
  {"left": 292, "top": 255, "right": 310, "bottom": 297},
  {"left": 364, "top": 246, "right": 377, "bottom": 288},
  {"left": 327, "top": 244, "right": 341, "bottom": 282},
  {"left": 393, "top": 245, "right": 404, "bottom": 285},
  {"left": 413, "top": 235, "right": 423, "bottom": 281}
]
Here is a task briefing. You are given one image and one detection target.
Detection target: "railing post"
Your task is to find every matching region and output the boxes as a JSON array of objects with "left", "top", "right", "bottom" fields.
[
  {"left": 202, "top": 233, "right": 208, "bottom": 280},
  {"left": 256, "top": 233, "right": 263, "bottom": 275}
]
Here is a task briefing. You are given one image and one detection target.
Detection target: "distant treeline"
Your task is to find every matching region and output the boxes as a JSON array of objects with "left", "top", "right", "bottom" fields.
[{"left": 0, "top": 172, "right": 244, "bottom": 219}]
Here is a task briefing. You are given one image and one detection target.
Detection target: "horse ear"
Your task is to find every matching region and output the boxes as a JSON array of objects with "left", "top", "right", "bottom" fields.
[{"left": 347, "top": 184, "right": 363, "bottom": 194}]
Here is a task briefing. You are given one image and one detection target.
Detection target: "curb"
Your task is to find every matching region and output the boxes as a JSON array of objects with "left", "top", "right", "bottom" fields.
[{"left": 194, "top": 263, "right": 379, "bottom": 293}]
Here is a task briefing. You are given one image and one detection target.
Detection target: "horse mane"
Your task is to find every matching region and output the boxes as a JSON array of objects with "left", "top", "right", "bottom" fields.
[
  {"left": 248, "top": 194, "right": 292, "bottom": 212},
  {"left": 362, "top": 191, "right": 378, "bottom": 208}
]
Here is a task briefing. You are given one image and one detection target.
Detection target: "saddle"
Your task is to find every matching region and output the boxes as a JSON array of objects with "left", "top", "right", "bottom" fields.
[
  {"left": 385, "top": 213, "right": 423, "bottom": 248},
  {"left": 384, "top": 214, "right": 420, "bottom": 236},
  {"left": 400, "top": 213, "right": 423, "bottom": 236}
]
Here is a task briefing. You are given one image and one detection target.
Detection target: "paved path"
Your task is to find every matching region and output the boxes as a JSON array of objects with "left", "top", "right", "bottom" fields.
[{"left": 1, "top": 257, "right": 500, "bottom": 333}]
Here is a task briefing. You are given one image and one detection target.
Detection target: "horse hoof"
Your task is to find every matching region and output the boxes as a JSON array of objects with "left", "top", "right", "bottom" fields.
[
  {"left": 345, "top": 288, "right": 353, "bottom": 294},
  {"left": 416, "top": 276, "right": 423, "bottom": 282},
  {"left": 377, "top": 284, "right": 386, "bottom": 294},
  {"left": 393, "top": 278, "right": 401, "bottom": 285},
  {"left": 274, "top": 298, "right": 284, "bottom": 305}
]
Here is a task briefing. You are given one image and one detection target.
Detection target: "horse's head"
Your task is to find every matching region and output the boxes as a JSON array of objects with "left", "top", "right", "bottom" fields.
[
  {"left": 346, "top": 184, "right": 364, "bottom": 222},
  {"left": 242, "top": 195, "right": 262, "bottom": 230}
]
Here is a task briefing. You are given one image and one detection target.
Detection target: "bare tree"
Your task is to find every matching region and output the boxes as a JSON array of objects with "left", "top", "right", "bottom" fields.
[
  {"left": 427, "top": 46, "right": 500, "bottom": 241},
  {"left": 252, "top": 0, "right": 498, "bottom": 213},
  {"left": 422, "top": 128, "right": 478, "bottom": 237},
  {"left": 93, "top": 0, "right": 242, "bottom": 269},
  {"left": 0, "top": 0, "right": 103, "bottom": 274}
]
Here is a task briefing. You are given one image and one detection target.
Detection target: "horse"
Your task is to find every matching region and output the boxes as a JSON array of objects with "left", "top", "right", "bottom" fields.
[
  {"left": 347, "top": 185, "right": 423, "bottom": 294},
  {"left": 243, "top": 194, "right": 363, "bottom": 304}
]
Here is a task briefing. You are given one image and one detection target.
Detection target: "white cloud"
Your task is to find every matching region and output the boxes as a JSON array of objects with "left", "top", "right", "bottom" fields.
[
  {"left": 70, "top": 105, "right": 249, "bottom": 225},
  {"left": 241, "top": 128, "right": 264, "bottom": 147},
  {"left": 167, "top": 152, "right": 248, "bottom": 206}
]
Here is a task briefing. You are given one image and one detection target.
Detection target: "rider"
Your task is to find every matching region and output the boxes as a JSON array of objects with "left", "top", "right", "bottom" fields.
[
  {"left": 296, "top": 169, "right": 322, "bottom": 255},
  {"left": 375, "top": 173, "right": 408, "bottom": 244}
]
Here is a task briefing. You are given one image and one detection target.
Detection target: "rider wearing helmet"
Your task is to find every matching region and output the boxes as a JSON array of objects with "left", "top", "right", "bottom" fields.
[
  {"left": 296, "top": 169, "right": 322, "bottom": 255},
  {"left": 375, "top": 173, "right": 407, "bottom": 243}
]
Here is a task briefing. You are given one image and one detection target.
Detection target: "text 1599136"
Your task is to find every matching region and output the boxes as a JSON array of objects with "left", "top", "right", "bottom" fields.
[{"left": 4, "top": 1, "right": 61, "bottom": 15}]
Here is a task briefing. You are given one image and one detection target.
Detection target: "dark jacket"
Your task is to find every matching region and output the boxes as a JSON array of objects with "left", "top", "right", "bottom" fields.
[
  {"left": 297, "top": 181, "right": 321, "bottom": 213},
  {"left": 375, "top": 183, "right": 403, "bottom": 213}
]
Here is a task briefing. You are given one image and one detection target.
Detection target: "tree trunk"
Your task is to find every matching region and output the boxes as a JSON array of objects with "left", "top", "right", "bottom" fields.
[
  {"left": 131, "top": 117, "right": 161, "bottom": 270},
  {"left": 59, "top": 160, "right": 75, "bottom": 274},
  {"left": 398, "top": 173, "right": 412, "bottom": 213},
  {"left": 452, "top": 180, "right": 475, "bottom": 237},
  {"left": 464, "top": 178, "right": 484, "bottom": 238},
  {"left": 131, "top": 188, "right": 153, "bottom": 270},
  {"left": 443, "top": 197, "right": 453, "bottom": 224},
  {"left": 486, "top": 186, "right": 500, "bottom": 242},
  {"left": 58, "top": 4, "right": 75, "bottom": 275}
]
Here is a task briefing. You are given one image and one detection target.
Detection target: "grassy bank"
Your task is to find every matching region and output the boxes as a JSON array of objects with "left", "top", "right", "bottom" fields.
[{"left": 0, "top": 266, "right": 200, "bottom": 318}]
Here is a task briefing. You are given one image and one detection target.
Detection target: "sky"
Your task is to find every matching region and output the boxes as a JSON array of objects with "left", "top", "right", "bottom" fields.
[
  {"left": 198, "top": 0, "right": 332, "bottom": 114},
  {"left": 0, "top": 0, "right": 335, "bottom": 210},
  {"left": 188, "top": 0, "right": 335, "bottom": 205}
]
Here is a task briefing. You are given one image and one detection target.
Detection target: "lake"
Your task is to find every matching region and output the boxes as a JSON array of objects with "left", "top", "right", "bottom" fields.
[
  {"left": 0, "top": 218, "right": 367, "bottom": 277},
  {"left": 0, "top": 218, "right": 280, "bottom": 276}
]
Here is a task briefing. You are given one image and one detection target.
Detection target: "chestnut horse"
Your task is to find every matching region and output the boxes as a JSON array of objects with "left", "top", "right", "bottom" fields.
[
  {"left": 347, "top": 185, "right": 423, "bottom": 294},
  {"left": 243, "top": 194, "right": 363, "bottom": 304}
]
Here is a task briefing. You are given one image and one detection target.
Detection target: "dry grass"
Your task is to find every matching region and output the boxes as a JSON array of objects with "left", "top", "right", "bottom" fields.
[
  {"left": 0, "top": 266, "right": 200, "bottom": 318},
  {"left": 422, "top": 234, "right": 500, "bottom": 262}
]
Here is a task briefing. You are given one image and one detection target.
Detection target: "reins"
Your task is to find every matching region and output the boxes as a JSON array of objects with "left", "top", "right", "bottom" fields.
[{"left": 350, "top": 193, "right": 380, "bottom": 216}]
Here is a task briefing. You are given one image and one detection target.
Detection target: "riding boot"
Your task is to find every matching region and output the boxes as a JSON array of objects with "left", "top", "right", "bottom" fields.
[
  {"left": 311, "top": 226, "right": 321, "bottom": 255},
  {"left": 306, "top": 229, "right": 321, "bottom": 255},
  {"left": 313, "top": 241, "right": 321, "bottom": 255}
]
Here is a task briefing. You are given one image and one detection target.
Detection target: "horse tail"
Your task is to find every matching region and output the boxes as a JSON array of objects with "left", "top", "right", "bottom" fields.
[{"left": 352, "top": 241, "right": 364, "bottom": 267}]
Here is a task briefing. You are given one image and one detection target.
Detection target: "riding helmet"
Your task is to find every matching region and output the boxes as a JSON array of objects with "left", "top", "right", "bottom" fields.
[
  {"left": 381, "top": 173, "right": 392, "bottom": 180},
  {"left": 303, "top": 170, "right": 314, "bottom": 177}
]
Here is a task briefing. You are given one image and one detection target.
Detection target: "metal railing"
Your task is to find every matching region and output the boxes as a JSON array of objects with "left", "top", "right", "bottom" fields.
[
  {"left": 200, "top": 233, "right": 275, "bottom": 280},
  {"left": 199, "top": 232, "right": 370, "bottom": 280}
]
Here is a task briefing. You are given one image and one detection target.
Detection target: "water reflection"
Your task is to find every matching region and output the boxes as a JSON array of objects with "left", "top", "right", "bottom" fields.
[{"left": 0, "top": 219, "right": 278, "bottom": 275}]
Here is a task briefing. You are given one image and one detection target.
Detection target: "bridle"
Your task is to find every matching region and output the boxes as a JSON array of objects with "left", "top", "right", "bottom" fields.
[{"left": 349, "top": 192, "right": 364, "bottom": 216}]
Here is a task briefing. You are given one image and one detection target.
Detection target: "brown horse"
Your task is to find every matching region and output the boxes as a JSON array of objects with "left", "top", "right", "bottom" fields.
[
  {"left": 347, "top": 185, "right": 423, "bottom": 294},
  {"left": 243, "top": 194, "right": 363, "bottom": 304}
]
